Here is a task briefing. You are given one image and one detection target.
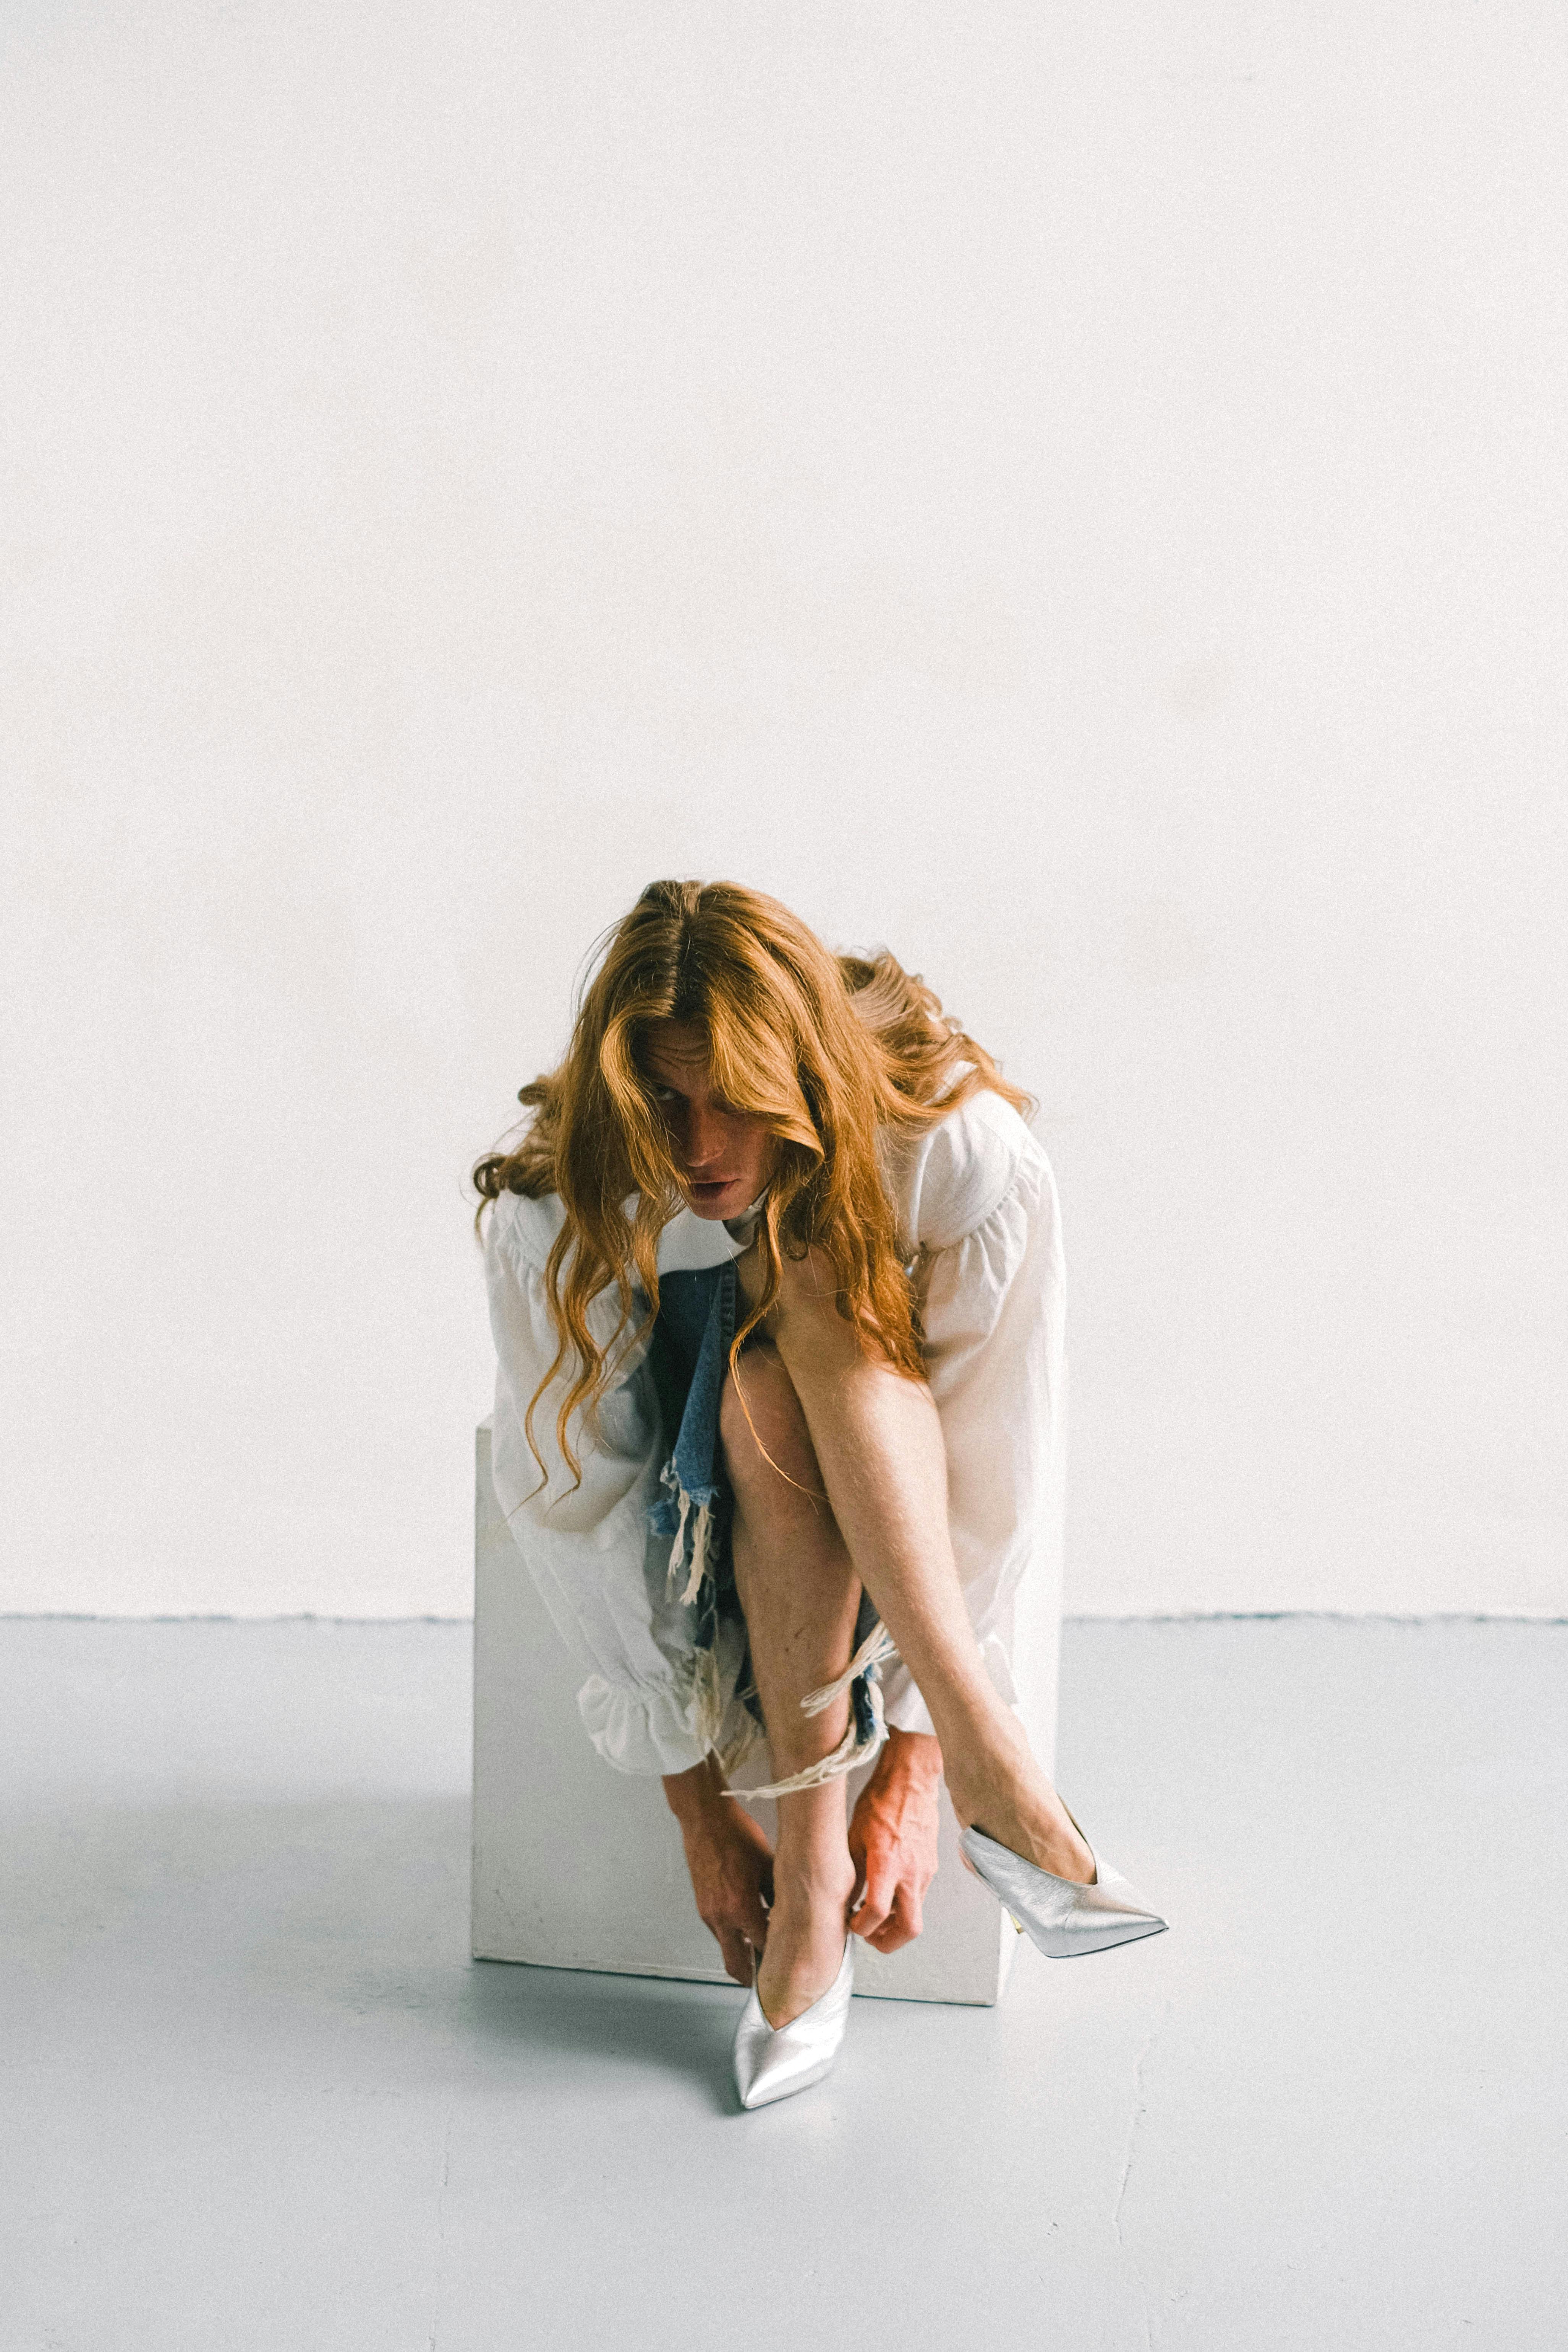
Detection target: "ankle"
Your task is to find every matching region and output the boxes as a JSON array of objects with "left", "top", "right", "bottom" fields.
[
  {"left": 943, "top": 1722, "right": 1029, "bottom": 1812},
  {"left": 770, "top": 1844, "right": 855, "bottom": 1918},
  {"left": 770, "top": 1787, "right": 849, "bottom": 1883},
  {"left": 772, "top": 1841, "right": 855, "bottom": 1894}
]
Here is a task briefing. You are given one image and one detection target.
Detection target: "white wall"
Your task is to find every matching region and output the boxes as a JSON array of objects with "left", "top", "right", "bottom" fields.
[{"left": 3, "top": 2, "right": 1564, "bottom": 1618}]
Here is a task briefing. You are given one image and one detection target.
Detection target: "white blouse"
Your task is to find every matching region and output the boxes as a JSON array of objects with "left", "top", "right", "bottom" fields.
[{"left": 481, "top": 1085, "right": 1066, "bottom": 1778}]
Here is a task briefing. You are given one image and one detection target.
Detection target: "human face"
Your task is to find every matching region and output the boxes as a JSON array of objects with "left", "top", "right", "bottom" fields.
[{"left": 640, "top": 1019, "right": 779, "bottom": 1220}]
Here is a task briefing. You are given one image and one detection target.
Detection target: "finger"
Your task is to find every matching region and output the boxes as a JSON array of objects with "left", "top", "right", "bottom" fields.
[
  {"left": 850, "top": 1872, "right": 895, "bottom": 1942},
  {"left": 870, "top": 1895, "right": 924, "bottom": 1955},
  {"left": 719, "top": 1930, "right": 757, "bottom": 1986},
  {"left": 705, "top": 1904, "right": 760, "bottom": 1976},
  {"left": 849, "top": 1868, "right": 888, "bottom": 1921},
  {"left": 870, "top": 1922, "right": 919, "bottom": 1955}
]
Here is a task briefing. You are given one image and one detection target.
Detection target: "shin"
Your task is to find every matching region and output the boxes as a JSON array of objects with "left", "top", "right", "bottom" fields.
[{"left": 720, "top": 1342, "right": 862, "bottom": 2016}]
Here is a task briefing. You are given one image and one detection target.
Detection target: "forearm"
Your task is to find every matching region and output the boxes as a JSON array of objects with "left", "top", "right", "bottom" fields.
[
  {"left": 663, "top": 1754, "right": 726, "bottom": 1825},
  {"left": 662, "top": 1756, "right": 776, "bottom": 1983},
  {"left": 849, "top": 1726, "right": 944, "bottom": 1950}
]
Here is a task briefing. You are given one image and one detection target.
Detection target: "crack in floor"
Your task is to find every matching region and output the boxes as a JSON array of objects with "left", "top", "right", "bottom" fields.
[
  {"left": 1113, "top": 1997, "right": 1173, "bottom": 2347},
  {"left": 1113, "top": 2000, "right": 1171, "bottom": 2247},
  {"left": 428, "top": 2099, "right": 455, "bottom": 2352}
]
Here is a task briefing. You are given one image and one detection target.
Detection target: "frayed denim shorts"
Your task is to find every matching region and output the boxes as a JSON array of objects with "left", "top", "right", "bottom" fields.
[{"left": 645, "top": 1259, "right": 885, "bottom": 1776}]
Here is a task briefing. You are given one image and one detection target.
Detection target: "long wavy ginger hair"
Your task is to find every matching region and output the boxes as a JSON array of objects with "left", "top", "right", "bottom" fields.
[{"left": 472, "top": 879, "right": 1032, "bottom": 1488}]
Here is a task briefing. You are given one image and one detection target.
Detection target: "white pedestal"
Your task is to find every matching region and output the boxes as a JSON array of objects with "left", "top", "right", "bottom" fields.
[{"left": 471, "top": 1420, "right": 1062, "bottom": 2004}]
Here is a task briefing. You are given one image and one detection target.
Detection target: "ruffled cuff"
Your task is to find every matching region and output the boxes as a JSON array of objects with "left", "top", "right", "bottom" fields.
[{"left": 576, "top": 1673, "right": 712, "bottom": 1776}]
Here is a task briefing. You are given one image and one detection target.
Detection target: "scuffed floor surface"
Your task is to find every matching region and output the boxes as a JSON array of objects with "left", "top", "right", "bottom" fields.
[{"left": 2, "top": 1615, "right": 1563, "bottom": 2351}]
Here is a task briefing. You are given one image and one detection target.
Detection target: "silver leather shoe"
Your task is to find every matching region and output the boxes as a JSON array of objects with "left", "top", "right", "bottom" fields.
[
  {"left": 732, "top": 1937, "right": 855, "bottom": 2110},
  {"left": 959, "top": 1811, "right": 1169, "bottom": 1959}
]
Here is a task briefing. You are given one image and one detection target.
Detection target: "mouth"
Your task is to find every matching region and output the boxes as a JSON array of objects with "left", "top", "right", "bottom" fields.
[{"left": 684, "top": 1176, "right": 740, "bottom": 1201}]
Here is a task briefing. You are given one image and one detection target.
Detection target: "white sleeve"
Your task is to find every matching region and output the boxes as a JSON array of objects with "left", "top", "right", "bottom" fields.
[
  {"left": 482, "top": 1190, "right": 713, "bottom": 1776},
  {"left": 878, "top": 1136, "right": 1067, "bottom": 1737}
]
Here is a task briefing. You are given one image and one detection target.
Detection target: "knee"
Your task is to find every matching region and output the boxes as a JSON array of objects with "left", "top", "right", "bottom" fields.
[{"left": 719, "top": 1342, "right": 822, "bottom": 1516}]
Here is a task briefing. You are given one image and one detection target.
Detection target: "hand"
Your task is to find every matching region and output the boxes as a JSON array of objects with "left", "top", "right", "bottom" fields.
[
  {"left": 735, "top": 1238, "right": 872, "bottom": 1392},
  {"left": 663, "top": 1758, "right": 775, "bottom": 1985},
  {"left": 847, "top": 1727, "right": 943, "bottom": 1954}
]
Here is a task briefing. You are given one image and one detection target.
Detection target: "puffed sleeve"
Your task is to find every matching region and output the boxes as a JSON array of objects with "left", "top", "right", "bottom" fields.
[
  {"left": 482, "top": 1188, "right": 714, "bottom": 1776},
  {"left": 877, "top": 1100, "right": 1067, "bottom": 1737}
]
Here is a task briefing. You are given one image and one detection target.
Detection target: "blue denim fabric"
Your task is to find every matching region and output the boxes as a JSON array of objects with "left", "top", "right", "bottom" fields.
[
  {"left": 646, "top": 1260, "right": 881, "bottom": 1750},
  {"left": 646, "top": 1263, "right": 735, "bottom": 1554}
]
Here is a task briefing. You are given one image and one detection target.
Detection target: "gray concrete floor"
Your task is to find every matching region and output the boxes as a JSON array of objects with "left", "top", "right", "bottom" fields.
[{"left": 2, "top": 1617, "right": 1563, "bottom": 2352}]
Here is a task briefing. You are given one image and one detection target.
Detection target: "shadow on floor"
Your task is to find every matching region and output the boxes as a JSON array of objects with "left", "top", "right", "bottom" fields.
[{"left": 6, "top": 1788, "right": 744, "bottom": 2111}]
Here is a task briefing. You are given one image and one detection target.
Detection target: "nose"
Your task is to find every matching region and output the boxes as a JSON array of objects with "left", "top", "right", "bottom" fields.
[{"left": 684, "top": 1101, "right": 726, "bottom": 1170}]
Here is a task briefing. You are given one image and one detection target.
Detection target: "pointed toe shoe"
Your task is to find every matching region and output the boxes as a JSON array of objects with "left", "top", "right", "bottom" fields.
[
  {"left": 732, "top": 1937, "right": 855, "bottom": 2111},
  {"left": 960, "top": 1816, "right": 1169, "bottom": 1960}
]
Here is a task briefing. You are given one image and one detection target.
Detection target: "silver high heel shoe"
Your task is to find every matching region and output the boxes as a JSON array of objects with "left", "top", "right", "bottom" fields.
[
  {"left": 732, "top": 1937, "right": 855, "bottom": 2110},
  {"left": 960, "top": 1801, "right": 1169, "bottom": 1959}
]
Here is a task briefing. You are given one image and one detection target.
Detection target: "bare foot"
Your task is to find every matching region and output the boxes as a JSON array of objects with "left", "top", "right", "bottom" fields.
[{"left": 756, "top": 1858, "right": 856, "bottom": 2028}]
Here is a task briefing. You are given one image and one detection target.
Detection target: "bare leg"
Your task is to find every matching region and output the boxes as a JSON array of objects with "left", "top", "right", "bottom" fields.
[
  {"left": 721, "top": 1344, "right": 862, "bottom": 2028},
  {"left": 764, "top": 1280, "right": 1096, "bottom": 1885}
]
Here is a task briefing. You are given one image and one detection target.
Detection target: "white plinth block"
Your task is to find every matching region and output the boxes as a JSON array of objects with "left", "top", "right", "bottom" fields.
[{"left": 472, "top": 1420, "right": 1063, "bottom": 2004}]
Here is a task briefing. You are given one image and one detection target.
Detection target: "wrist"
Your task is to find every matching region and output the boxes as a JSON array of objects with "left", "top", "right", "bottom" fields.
[{"left": 882, "top": 1726, "right": 943, "bottom": 1786}]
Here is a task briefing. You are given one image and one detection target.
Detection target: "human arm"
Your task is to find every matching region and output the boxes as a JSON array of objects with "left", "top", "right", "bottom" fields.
[
  {"left": 483, "top": 1188, "right": 719, "bottom": 1775},
  {"left": 662, "top": 1756, "right": 775, "bottom": 1984},
  {"left": 847, "top": 1726, "right": 943, "bottom": 1952}
]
